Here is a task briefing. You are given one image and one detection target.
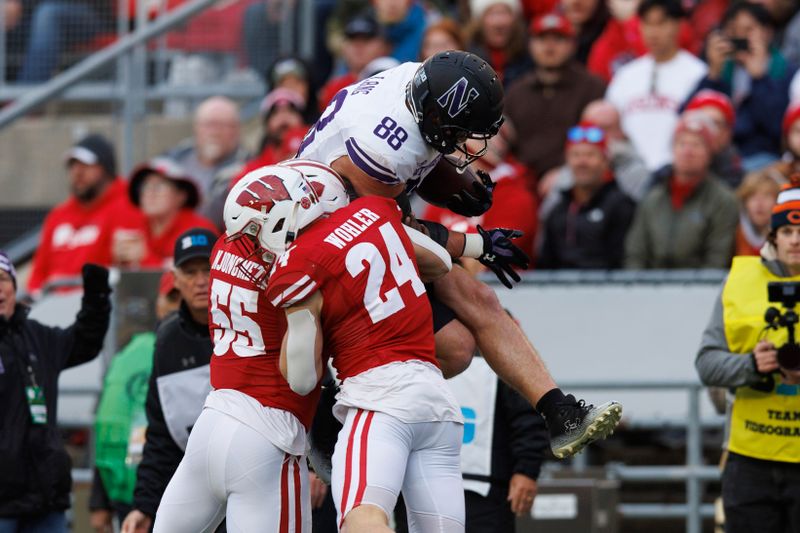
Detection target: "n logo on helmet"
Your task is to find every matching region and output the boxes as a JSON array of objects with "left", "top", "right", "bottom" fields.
[
  {"left": 436, "top": 77, "right": 480, "bottom": 118},
  {"left": 236, "top": 175, "right": 290, "bottom": 212}
]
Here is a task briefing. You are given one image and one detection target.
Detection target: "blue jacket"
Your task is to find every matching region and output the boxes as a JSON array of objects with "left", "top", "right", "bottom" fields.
[
  {"left": 385, "top": 3, "right": 426, "bottom": 63},
  {"left": 692, "top": 49, "right": 796, "bottom": 158}
]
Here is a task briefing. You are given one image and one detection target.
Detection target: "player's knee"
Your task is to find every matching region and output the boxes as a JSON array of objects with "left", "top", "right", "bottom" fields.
[
  {"left": 435, "top": 320, "right": 475, "bottom": 378},
  {"left": 342, "top": 504, "right": 392, "bottom": 533}
]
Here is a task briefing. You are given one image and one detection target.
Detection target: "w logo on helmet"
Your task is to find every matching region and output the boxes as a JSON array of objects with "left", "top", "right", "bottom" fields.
[
  {"left": 235, "top": 175, "right": 290, "bottom": 213},
  {"left": 436, "top": 77, "right": 480, "bottom": 119}
]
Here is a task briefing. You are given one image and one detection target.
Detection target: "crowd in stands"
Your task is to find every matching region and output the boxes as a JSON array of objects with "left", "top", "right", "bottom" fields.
[{"left": 23, "top": 0, "right": 800, "bottom": 294}]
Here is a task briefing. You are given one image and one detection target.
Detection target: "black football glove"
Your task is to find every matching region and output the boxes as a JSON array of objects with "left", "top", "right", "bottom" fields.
[
  {"left": 81, "top": 263, "right": 111, "bottom": 298},
  {"left": 445, "top": 169, "right": 495, "bottom": 217},
  {"left": 476, "top": 225, "right": 530, "bottom": 289}
]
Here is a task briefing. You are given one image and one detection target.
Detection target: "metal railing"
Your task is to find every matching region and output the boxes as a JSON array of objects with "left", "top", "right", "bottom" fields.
[
  {"left": 61, "top": 380, "right": 722, "bottom": 532},
  {"left": 551, "top": 380, "right": 721, "bottom": 533}
]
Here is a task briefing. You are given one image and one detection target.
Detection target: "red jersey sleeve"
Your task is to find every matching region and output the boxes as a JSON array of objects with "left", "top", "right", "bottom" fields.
[{"left": 267, "top": 250, "right": 324, "bottom": 309}]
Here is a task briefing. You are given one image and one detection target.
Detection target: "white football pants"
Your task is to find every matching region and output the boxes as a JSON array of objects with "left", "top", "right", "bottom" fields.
[
  {"left": 331, "top": 408, "right": 465, "bottom": 532},
  {"left": 154, "top": 408, "right": 310, "bottom": 533}
]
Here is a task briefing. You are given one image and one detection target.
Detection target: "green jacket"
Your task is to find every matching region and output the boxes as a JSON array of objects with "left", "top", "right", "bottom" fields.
[
  {"left": 94, "top": 332, "right": 155, "bottom": 504},
  {"left": 624, "top": 176, "right": 739, "bottom": 269}
]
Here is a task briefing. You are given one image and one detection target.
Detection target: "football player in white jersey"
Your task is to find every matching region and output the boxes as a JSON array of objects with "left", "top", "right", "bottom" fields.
[{"left": 297, "top": 50, "right": 622, "bottom": 460}]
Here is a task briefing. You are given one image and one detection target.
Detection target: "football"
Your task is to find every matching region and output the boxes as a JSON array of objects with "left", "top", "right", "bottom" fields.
[{"left": 416, "top": 160, "right": 479, "bottom": 207}]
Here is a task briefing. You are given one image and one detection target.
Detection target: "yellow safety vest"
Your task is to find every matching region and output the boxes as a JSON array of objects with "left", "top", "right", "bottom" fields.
[{"left": 722, "top": 256, "right": 800, "bottom": 462}]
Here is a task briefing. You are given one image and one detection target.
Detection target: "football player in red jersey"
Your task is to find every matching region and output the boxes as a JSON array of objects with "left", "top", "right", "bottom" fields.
[
  {"left": 152, "top": 164, "right": 349, "bottom": 533},
  {"left": 254, "top": 168, "right": 462, "bottom": 531},
  {"left": 297, "top": 50, "right": 622, "bottom": 459}
]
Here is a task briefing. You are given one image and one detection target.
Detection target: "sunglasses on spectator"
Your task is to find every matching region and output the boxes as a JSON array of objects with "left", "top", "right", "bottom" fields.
[{"left": 567, "top": 125, "right": 605, "bottom": 144}]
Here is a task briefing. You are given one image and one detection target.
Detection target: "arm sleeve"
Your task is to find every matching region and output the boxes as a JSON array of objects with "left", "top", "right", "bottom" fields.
[
  {"left": 695, "top": 286, "right": 762, "bottom": 387},
  {"left": 61, "top": 284, "right": 112, "bottom": 369},
  {"left": 500, "top": 381, "right": 548, "bottom": 480},
  {"left": 342, "top": 132, "right": 402, "bottom": 186},
  {"left": 89, "top": 467, "right": 111, "bottom": 511},
  {"left": 132, "top": 346, "right": 184, "bottom": 518}
]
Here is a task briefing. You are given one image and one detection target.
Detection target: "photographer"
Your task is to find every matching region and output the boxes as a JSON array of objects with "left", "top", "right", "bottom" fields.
[
  {"left": 695, "top": 183, "right": 800, "bottom": 533},
  {"left": 695, "top": 1, "right": 796, "bottom": 172},
  {"left": 0, "top": 255, "right": 111, "bottom": 531}
]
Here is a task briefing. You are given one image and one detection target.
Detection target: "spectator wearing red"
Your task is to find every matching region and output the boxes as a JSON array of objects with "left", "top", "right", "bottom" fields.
[
  {"left": 466, "top": 0, "right": 533, "bottom": 87},
  {"left": 423, "top": 129, "right": 538, "bottom": 268},
  {"left": 734, "top": 170, "right": 781, "bottom": 256},
  {"left": 587, "top": 1, "right": 698, "bottom": 83},
  {"left": 560, "top": 0, "right": 610, "bottom": 65},
  {"left": 625, "top": 114, "right": 739, "bottom": 268},
  {"left": 420, "top": 18, "right": 466, "bottom": 60},
  {"left": 683, "top": 90, "right": 744, "bottom": 188},
  {"left": 505, "top": 12, "right": 606, "bottom": 189},
  {"left": 127, "top": 158, "right": 218, "bottom": 268},
  {"left": 606, "top": 0, "right": 706, "bottom": 172},
  {"left": 538, "top": 122, "right": 635, "bottom": 269},
  {"left": 758, "top": 101, "right": 800, "bottom": 184},
  {"left": 28, "top": 134, "right": 147, "bottom": 295},
  {"left": 318, "top": 15, "right": 390, "bottom": 112}
]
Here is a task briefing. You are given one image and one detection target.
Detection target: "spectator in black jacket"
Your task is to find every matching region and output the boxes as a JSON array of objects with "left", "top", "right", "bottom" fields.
[
  {"left": 0, "top": 253, "right": 111, "bottom": 532},
  {"left": 447, "top": 349, "right": 549, "bottom": 533},
  {"left": 121, "top": 228, "right": 216, "bottom": 533},
  {"left": 539, "top": 122, "right": 636, "bottom": 269}
]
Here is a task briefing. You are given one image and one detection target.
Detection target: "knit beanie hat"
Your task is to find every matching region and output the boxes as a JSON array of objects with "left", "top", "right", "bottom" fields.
[
  {"left": 685, "top": 90, "right": 736, "bottom": 128},
  {"left": 771, "top": 178, "right": 800, "bottom": 230}
]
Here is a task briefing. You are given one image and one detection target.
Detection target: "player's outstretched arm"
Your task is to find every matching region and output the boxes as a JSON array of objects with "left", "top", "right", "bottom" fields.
[
  {"left": 280, "top": 291, "right": 324, "bottom": 396},
  {"left": 403, "top": 226, "right": 452, "bottom": 282},
  {"left": 419, "top": 220, "right": 530, "bottom": 289}
]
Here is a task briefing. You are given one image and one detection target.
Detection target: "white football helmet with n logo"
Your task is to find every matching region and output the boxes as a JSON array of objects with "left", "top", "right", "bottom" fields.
[
  {"left": 280, "top": 159, "right": 350, "bottom": 214},
  {"left": 223, "top": 165, "right": 324, "bottom": 262}
]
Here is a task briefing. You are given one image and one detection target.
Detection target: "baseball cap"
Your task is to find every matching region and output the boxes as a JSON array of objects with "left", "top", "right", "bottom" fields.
[
  {"left": 344, "top": 15, "right": 382, "bottom": 39},
  {"left": 530, "top": 12, "right": 574, "bottom": 37},
  {"left": 0, "top": 250, "right": 17, "bottom": 288},
  {"left": 64, "top": 134, "right": 117, "bottom": 177},
  {"left": 129, "top": 157, "right": 202, "bottom": 209},
  {"left": 260, "top": 87, "right": 307, "bottom": 117},
  {"left": 173, "top": 228, "right": 216, "bottom": 267}
]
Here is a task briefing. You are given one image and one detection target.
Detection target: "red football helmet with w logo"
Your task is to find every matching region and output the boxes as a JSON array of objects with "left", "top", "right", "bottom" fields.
[{"left": 223, "top": 165, "right": 323, "bottom": 265}]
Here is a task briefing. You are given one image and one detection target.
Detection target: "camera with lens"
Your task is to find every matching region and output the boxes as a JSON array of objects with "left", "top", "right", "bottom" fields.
[{"left": 764, "top": 282, "right": 800, "bottom": 371}]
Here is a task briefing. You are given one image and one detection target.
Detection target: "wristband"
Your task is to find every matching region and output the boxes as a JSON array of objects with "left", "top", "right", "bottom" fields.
[{"left": 462, "top": 233, "right": 484, "bottom": 259}]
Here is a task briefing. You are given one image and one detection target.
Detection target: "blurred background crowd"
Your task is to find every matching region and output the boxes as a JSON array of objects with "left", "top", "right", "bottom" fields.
[{"left": 6, "top": 0, "right": 800, "bottom": 290}]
